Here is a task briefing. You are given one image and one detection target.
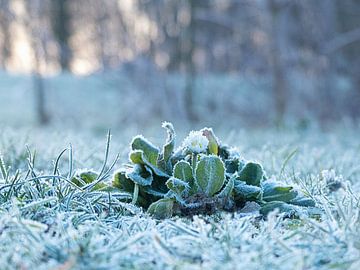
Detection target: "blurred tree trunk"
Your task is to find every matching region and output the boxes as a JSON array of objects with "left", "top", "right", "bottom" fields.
[
  {"left": 0, "top": 0, "right": 11, "bottom": 68},
  {"left": 33, "top": 72, "right": 48, "bottom": 125},
  {"left": 25, "top": 0, "right": 50, "bottom": 125},
  {"left": 318, "top": 0, "right": 337, "bottom": 124},
  {"left": 335, "top": 0, "right": 360, "bottom": 119},
  {"left": 269, "top": 0, "right": 288, "bottom": 127},
  {"left": 95, "top": 2, "right": 109, "bottom": 70},
  {"left": 51, "top": 0, "right": 71, "bottom": 71},
  {"left": 183, "top": 0, "right": 198, "bottom": 123}
]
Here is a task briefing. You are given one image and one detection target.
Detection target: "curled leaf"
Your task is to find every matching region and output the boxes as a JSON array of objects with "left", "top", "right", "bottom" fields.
[
  {"left": 201, "top": 128, "right": 219, "bottom": 155},
  {"left": 157, "top": 122, "right": 176, "bottom": 173},
  {"left": 131, "top": 135, "right": 159, "bottom": 166}
]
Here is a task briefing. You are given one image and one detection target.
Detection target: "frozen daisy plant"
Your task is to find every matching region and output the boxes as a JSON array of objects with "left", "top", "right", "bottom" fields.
[
  {"left": 111, "top": 122, "right": 319, "bottom": 219},
  {"left": 182, "top": 131, "right": 209, "bottom": 154}
]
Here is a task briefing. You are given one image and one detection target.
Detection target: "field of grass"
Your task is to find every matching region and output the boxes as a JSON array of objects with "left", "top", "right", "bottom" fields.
[{"left": 0, "top": 124, "right": 359, "bottom": 270}]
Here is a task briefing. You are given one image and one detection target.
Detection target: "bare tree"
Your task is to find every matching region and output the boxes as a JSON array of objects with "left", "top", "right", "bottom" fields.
[
  {"left": 268, "top": 0, "right": 289, "bottom": 127},
  {"left": 50, "top": 0, "right": 71, "bottom": 71},
  {"left": 24, "top": 0, "right": 50, "bottom": 125},
  {"left": 0, "top": 0, "right": 12, "bottom": 68},
  {"left": 183, "top": 0, "right": 198, "bottom": 123},
  {"left": 334, "top": 0, "right": 360, "bottom": 119}
]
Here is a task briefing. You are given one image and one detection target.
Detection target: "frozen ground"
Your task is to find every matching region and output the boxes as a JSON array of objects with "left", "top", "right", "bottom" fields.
[{"left": 0, "top": 124, "right": 359, "bottom": 269}]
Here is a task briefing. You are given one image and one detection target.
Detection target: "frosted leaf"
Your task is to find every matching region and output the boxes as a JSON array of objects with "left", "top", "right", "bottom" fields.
[{"left": 195, "top": 155, "right": 225, "bottom": 196}]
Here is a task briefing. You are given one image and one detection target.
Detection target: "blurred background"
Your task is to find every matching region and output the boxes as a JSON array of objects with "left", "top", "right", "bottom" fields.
[{"left": 0, "top": 0, "right": 359, "bottom": 132}]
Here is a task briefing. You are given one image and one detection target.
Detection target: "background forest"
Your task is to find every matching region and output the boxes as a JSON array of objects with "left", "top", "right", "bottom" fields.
[
  {"left": 1, "top": 2, "right": 360, "bottom": 269},
  {"left": 0, "top": 0, "right": 359, "bottom": 131}
]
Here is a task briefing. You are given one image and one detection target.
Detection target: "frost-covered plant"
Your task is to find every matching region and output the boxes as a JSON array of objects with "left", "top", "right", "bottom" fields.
[{"left": 112, "top": 122, "right": 317, "bottom": 219}]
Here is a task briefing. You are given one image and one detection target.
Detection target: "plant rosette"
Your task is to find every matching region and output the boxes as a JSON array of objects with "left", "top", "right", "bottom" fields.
[{"left": 110, "top": 122, "right": 318, "bottom": 219}]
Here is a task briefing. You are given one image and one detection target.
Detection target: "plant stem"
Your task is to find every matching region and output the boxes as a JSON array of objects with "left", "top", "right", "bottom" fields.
[
  {"left": 191, "top": 153, "right": 197, "bottom": 176},
  {"left": 132, "top": 183, "right": 139, "bottom": 205}
]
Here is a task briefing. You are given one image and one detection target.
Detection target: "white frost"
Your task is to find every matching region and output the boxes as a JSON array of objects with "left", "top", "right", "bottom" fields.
[{"left": 182, "top": 130, "right": 209, "bottom": 154}]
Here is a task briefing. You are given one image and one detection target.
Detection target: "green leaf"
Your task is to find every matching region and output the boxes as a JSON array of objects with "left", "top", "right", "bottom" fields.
[
  {"left": 173, "top": 161, "right": 196, "bottom": 195},
  {"left": 129, "top": 150, "right": 143, "bottom": 164},
  {"left": 195, "top": 155, "right": 225, "bottom": 196},
  {"left": 217, "top": 176, "right": 234, "bottom": 198},
  {"left": 90, "top": 183, "right": 107, "bottom": 190},
  {"left": 166, "top": 177, "right": 189, "bottom": 195},
  {"left": 70, "top": 176, "right": 85, "bottom": 187},
  {"left": 260, "top": 201, "right": 299, "bottom": 217},
  {"left": 290, "top": 196, "right": 315, "bottom": 207},
  {"left": 131, "top": 135, "right": 159, "bottom": 166},
  {"left": 262, "top": 181, "right": 298, "bottom": 202},
  {"left": 78, "top": 170, "right": 97, "bottom": 183},
  {"left": 129, "top": 149, "right": 169, "bottom": 178},
  {"left": 173, "top": 161, "right": 193, "bottom": 183},
  {"left": 71, "top": 170, "right": 105, "bottom": 190},
  {"left": 126, "top": 164, "right": 153, "bottom": 186},
  {"left": 237, "top": 162, "right": 263, "bottom": 186},
  {"left": 112, "top": 170, "right": 134, "bottom": 192},
  {"left": 233, "top": 180, "right": 262, "bottom": 201},
  {"left": 147, "top": 198, "right": 174, "bottom": 219},
  {"left": 71, "top": 170, "right": 97, "bottom": 185},
  {"left": 201, "top": 128, "right": 219, "bottom": 155}
]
